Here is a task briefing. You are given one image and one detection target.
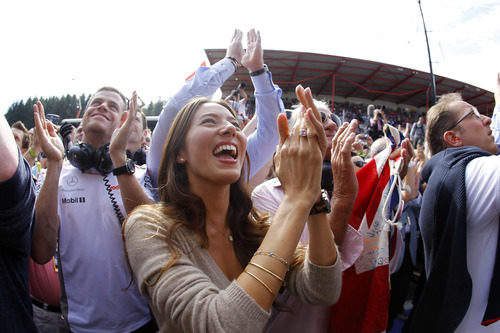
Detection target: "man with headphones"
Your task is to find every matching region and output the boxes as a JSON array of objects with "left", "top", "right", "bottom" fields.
[{"left": 31, "top": 87, "right": 156, "bottom": 332}]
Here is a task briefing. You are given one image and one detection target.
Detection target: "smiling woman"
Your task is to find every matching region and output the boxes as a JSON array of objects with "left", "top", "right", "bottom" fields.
[{"left": 122, "top": 94, "right": 343, "bottom": 332}]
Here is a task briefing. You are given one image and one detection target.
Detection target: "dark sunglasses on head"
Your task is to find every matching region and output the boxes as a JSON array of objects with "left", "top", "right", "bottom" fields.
[{"left": 320, "top": 112, "right": 337, "bottom": 123}]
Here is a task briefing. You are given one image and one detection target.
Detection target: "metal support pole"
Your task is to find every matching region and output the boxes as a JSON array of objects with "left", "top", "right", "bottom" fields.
[{"left": 418, "top": 0, "right": 437, "bottom": 106}]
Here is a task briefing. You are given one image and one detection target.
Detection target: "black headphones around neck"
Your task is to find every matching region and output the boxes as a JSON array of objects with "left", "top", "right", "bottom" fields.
[
  {"left": 68, "top": 142, "right": 147, "bottom": 174},
  {"left": 127, "top": 147, "right": 147, "bottom": 166},
  {"left": 67, "top": 142, "right": 113, "bottom": 175}
]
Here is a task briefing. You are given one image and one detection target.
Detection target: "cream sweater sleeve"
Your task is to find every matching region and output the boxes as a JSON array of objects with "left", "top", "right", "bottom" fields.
[
  {"left": 124, "top": 208, "right": 270, "bottom": 333},
  {"left": 287, "top": 249, "right": 342, "bottom": 306}
]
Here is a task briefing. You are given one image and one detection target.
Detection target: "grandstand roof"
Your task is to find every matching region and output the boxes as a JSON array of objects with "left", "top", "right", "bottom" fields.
[{"left": 205, "top": 49, "right": 495, "bottom": 114}]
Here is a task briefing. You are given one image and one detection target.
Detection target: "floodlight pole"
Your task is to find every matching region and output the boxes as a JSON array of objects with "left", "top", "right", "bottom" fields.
[{"left": 418, "top": 0, "right": 437, "bottom": 106}]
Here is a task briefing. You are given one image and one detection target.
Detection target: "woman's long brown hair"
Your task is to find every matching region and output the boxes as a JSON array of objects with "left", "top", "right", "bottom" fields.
[{"left": 136, "top": 97, "right": 270, "bottom": 285}]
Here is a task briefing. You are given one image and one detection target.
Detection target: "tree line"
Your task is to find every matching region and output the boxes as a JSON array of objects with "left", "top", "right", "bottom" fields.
[{"left": 5, "top": 94, "right": 166, "bottom": 129}]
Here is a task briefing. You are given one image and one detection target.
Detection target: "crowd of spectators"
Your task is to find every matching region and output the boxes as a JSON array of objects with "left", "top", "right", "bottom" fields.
[{"left": 2, "top": 28, "right": 499, "bottom": 333}]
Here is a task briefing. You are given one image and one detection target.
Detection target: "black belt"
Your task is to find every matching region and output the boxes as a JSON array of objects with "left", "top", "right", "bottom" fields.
[{"left": 31, "top": 297, "right": 61, "bottom": 313}]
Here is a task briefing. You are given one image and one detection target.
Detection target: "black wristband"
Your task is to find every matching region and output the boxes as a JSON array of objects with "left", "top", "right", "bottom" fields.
[
  {"left": 226, "top": 56, "right": 240, "bottom": 70},
  {"left": 249, "top": 64, "right": 269, "bottom": 77}
]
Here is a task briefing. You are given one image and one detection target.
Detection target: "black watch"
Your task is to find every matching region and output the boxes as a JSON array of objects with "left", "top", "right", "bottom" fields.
[
  {"left": 112, "top": 158, "right": 135, "bottom": 176},
  {"left": 249, "top": 64, "right": 269, "bottom": 77},
  {"left": 310, "top": 189, "right": 331, "bottom": 215}
]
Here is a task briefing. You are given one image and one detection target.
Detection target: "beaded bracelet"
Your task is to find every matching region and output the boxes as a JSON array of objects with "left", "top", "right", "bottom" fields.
[
  {"left": 244, "top": 270, "right": 275, "bottom": 297},
  {"left": 249, "top": 262, "right": 285, "bottom": 286},
  {"left": 253, "top": 251, "right": 289, "bottom": 270}
]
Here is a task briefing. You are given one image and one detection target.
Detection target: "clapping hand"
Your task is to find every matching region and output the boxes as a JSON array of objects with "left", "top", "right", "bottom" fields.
[
  {"left": 330, "top": 120, "right": 358, "bottom": 206},
  {"left": 226, "top": 29, "right": 244, "bottom": 67},
  {"left": 240, "top": 29, "right": 264, "bottom": 73},
  {"left": 110, "top": 91, "right": 139, "bottom": 165},
  {"left": 33, "top": 101, "right": 64, "bottom": 163},
  {"left": 274, "top": 85, "right": 325, "bottom": 202}
]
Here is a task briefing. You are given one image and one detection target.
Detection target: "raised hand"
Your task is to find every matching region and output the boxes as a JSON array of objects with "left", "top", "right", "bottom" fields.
[
  {"left": 394, "top": 138, "right": 414, "bottom": 179},
  {"left": 33, "top": 101, "right": 64, "bottom": 163},
  {"left": 294, "top": 85, "right": 326, "bottom": 156},
  {"left": 330, "top": 120, "right": 358, "bottom": 205},
  {"left": 225, "top": 29, "right": 244, "bottom": 66},
  {"left": 110, "top": 91, "right": 139, "bottom": 165},
  {"left": 274, "top": 106, "right": 324, "bottom": 202},
  {"left": 240, "top": 29, "right": 263, "bottom": 72}
]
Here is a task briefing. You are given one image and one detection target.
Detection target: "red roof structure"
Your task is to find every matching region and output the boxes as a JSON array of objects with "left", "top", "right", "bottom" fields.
[{"left": 205, "top": 49, "right": 494, "bottom": 114}]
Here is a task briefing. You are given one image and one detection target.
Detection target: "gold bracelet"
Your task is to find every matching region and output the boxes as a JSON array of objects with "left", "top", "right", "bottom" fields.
[
  {"left": 249, "top": 262, "right": 285, "bottom": 286},
  {"left": 253, "top": 251, "right": 289, "bottom": 270},
  {"left": 244, "top": 270, "right": 275, "bottom": 297}
]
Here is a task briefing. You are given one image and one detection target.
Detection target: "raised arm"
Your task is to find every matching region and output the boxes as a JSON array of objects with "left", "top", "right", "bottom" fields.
[
  {"left": 0, "top": 113, "right": 35, "bottom": 254},
  {"left": 326, "top": 120, "right": 359, "bottom": 246},
  {"left": 241, "top": 29, "right": 283, "bottom": 179},
  {"left": 110, "top": 91, "right": 154, "bottom": 213},
  {"left": 148, "top": 30, "right": 243, "bottom": 187},
  {"left": 31, "top": 101, "right": 65, "bottom": 264},
  {"left": 0, "top": 114, "right": 19, "bottom": 181},
  {"left": 291, "top": 85, "right": 341, "bottom": 265}
]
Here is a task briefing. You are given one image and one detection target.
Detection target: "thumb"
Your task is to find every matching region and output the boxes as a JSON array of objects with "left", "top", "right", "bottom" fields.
[{"left": 277, "top": 113, "right": 289, "bottom": 146}]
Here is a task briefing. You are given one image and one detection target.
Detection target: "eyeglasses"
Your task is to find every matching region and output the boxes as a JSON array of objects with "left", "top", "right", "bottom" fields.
[
  {"left": 447, "top": 107, "right": 481, "bottom": 131},
  {"left": 320, "top": 111, "right": 337, "bottom": 124},
  {"left": 353, "top": 161, "right": 366, "bottom": 168}
]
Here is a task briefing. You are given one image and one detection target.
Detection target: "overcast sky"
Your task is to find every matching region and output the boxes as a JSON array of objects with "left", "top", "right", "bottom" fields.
[{"left": 1, "top": 0, "right": 499, "bottom": 116}]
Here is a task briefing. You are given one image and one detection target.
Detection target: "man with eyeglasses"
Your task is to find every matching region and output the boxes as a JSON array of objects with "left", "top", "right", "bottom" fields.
[{"left": 410, "top": 92, "right": 499, "bottom": 332}]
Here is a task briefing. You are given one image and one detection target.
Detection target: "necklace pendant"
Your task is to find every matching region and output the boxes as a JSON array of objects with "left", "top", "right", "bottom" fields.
[{"left": 228, "top": 234, "right": 234, "bottom": 242}]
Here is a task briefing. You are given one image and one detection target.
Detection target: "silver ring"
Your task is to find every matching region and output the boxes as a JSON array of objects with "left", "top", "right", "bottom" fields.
[{"left": 299, "top": 128, "right": 307, "bottom": 137}]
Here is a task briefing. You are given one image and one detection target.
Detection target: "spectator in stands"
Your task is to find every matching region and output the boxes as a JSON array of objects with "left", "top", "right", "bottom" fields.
[
  {"left": 411, "top": 92, "right": 499, "bottom": 332},
  {"left": 124, "top": 107, "right": 149, "bottom": 166},
  {"left": 123, "top": 89, "right": 342, "bottom": 332},
  {"left": 410, "top": 115, "right": 426, "bottom": 148},
  {"left": 147, "top": 29, "right": 283, "bottom": 191},
  {"left": 351, "top": 154, "right": 366, "bottom": 172},
  {"left": 31, "top": 88, "right": 156, "bottom": 332},
  {"left": 225, "top": 82, "right": 248, "bottom": 118},
  {"left": 252, "top": 88, "right": 362, "bottom": 332},
  {"left": 26, "top": 127, "right": 68, "bottom": 333},
  {"left": 0, "top": 113, "right": 37, "bottom": 332},
  {"left": 11, "top": 120, "right": 30, "bottom": 154},
  {"left": 11, "top": 121, "right": 42, "bottom": 168},
  {"left": 368, "top": 108, "right": 387, "bottom": 139}
]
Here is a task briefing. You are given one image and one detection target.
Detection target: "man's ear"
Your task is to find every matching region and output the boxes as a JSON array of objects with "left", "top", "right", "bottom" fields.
[{"left": 443, "top": 130, "right": 462, "bottom": 148}]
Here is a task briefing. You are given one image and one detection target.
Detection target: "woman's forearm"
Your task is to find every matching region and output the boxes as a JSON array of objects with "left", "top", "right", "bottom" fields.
[{"left": 307, "top": 213, "right": 337, "bottom": 265}]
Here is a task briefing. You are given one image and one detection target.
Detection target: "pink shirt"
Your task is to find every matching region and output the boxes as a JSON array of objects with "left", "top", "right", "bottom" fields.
[
  {"left": 252, "top": 177, "right": 363, "bottom": 269},
  {"left": 29, "top": 257, "right": 61, "bottom": 306},
  {"left": 252, "top": 177, "right": 364, "bottom": 333}
]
